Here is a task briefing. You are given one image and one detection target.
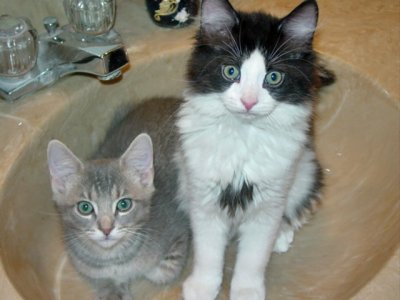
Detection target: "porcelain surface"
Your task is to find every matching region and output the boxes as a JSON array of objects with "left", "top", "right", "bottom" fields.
[{"left": 0, "top": 0, "right": 399, "bottom": 299}]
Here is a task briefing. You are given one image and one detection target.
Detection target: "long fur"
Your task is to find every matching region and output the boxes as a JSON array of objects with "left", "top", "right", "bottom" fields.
[{"left": 177, "top": 1, "right": 329, "bottom": 299}]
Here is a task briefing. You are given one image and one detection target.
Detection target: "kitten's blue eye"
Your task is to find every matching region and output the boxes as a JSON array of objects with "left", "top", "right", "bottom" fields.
[
  {"left": 265, "top": 71, "right": 284, "bottom": 87},
  {"left": 77, "top": 201, "right": 94, "bottom": 216},
  {"left": 116, "top": 198, "right": 133, "bottom": 213},
  {"left": 222, "top": 65, "right": 240, "bottom": 81}
]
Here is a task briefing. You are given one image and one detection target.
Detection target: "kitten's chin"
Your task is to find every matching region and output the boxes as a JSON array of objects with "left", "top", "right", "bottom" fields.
[
  {"left": 96, "top": 238, "right": 119, "bottom": 248},
  {"left": 90, "top": 235, "right": 120, "bottom": 249}
]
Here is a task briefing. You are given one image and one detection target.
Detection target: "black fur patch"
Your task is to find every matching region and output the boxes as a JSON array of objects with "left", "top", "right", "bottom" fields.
[
  {"left": 219, "top": 182, "right": 254, "bottom": 217},
  {"left": 284, "top": 160, "right": 323, "bottom": 225},
  {"left": 295, "top": 160, "right": 323, "bottom": 218}
]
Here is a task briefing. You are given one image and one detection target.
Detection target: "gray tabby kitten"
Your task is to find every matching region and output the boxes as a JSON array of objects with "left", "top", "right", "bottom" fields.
[{"left": 47, "top": 98, "right": 189, "bottom": 300}]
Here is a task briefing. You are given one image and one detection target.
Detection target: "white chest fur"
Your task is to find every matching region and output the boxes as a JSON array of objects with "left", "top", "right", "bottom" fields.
[{"left": 177, "top": 93, "right": 311, "bottom": 202}]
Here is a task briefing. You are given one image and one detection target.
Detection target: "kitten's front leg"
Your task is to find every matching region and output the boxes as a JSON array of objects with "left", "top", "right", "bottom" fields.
[
  {"left": 183, "top": 206, "right": 229, "bottom": 300},
  {"left": 230, "top": 206, "right": 284, "bottom": 300}
]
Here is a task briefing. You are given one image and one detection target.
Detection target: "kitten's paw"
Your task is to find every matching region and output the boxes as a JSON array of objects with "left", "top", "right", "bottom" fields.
[
  {"left": 182, "top": 274, "right": 220, "bottom": 300},
  {"left": 230, "top": 275, "right": 265, "bottom": 300},
  {"left": 230, "top": 285, "right": 265, "bottom": 300},
  {"left": 273, "top": 228, "right": 294, "bottom": 253}
]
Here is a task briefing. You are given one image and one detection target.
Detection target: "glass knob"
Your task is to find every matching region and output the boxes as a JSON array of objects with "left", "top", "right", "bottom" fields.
[
  {"left": 0, "top": 15, "right": 38, "bottom": 77},
  {"left": 63, "top": 0, "right": 116, "bottom": 35},
  {"left": 43, "top": 16, "right": 60, "bottom": 35}
]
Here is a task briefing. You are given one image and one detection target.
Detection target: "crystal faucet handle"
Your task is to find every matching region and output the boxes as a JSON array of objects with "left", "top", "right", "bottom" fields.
[
  {"left": 43, "top": 16, "right": 60, "bottom": 35},
  {"left": 0, "top": 15, "right": 38, "bottom": 76},
  {"left": 63, "top": 0, "right": 116, "bottom": 35}
]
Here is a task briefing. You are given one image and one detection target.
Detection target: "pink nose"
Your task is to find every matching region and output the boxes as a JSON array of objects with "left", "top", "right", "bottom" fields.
[
  {"left": 241, "top": 98, "right": 258, "bottom": 111},
  {"left": 101, "top": 226, "right": 113, "bottom": 236},
  {"left": 99, "top": 216, "right": 113, "bottom": 236}
]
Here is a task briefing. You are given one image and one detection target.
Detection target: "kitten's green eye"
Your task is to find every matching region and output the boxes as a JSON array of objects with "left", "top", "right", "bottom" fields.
[
  {"left": 116, "top": 198, "right": 133, "bottom": 213},
  {"left": 77, "top": 201, "right": 94, "bottom": 216},
  {"left": 265, "top": 71, "right": 284, "bottom": 87},
  {"left": 222, "top": 65, "right": 240, "bottom": 81}
]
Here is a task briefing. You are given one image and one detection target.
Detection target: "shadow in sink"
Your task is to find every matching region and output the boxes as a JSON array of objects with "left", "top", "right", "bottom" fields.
[{"left": 0, "top": 52, "right": 398, "bottom": 300}]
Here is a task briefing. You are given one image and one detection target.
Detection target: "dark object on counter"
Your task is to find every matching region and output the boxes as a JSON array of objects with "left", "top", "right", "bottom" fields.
[{"left": 145, "top": 0, "right": 198, "bottom": 28}]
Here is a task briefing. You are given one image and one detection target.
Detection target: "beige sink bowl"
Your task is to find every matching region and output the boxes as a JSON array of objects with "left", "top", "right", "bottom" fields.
[
  {"left": 0, "top": 49, "right": 398, "bottom": 300},
  {"left": 0, "top": 0, "right": 399, "bottom": 299}
]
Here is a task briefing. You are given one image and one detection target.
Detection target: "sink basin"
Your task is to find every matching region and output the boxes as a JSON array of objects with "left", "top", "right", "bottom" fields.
[{"left": 0, "top": 49, "right": 398, "bottom": 300}]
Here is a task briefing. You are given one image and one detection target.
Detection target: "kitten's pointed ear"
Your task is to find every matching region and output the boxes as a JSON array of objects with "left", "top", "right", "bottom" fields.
[
  {"left": 120, "top": 133, "right": 154, "bottom": 187},
  {"left": 280, "top": 0, "right": 318, "bottom": 45},
  {"left": 201, "top": 0, "right": 238, "bottom": 38},
  {"left": 47, "top": 140, "right": 83, "bottom": 195}
]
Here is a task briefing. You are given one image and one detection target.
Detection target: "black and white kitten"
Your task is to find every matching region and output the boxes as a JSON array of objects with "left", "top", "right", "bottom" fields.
[{"left": 176, "top": 0, "right": 327, "bottom": 299}]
